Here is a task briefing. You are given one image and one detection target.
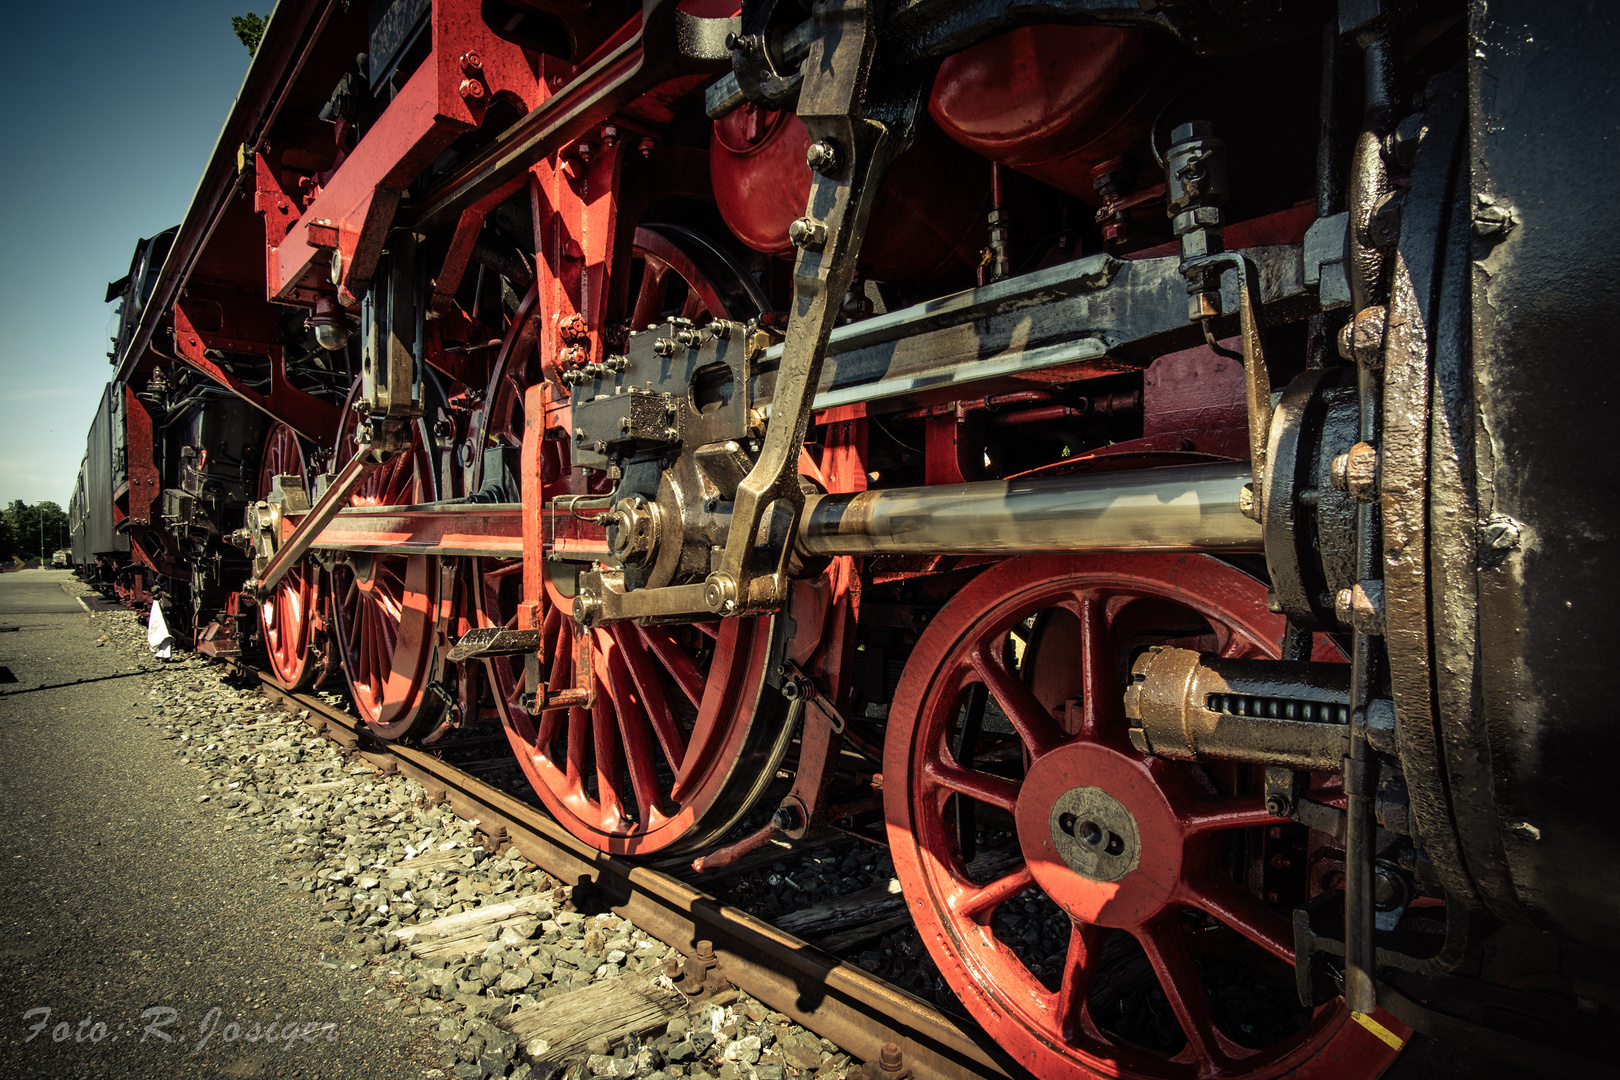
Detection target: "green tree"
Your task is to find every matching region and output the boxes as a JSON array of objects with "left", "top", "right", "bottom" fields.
[
  {"left": 1, "top": 501, "right": 68, "bottom": 565},
  {"left": 233, "top": 12, "right": 267, "bottom": 55},
  {"left": 0, "top": 508, "right": 13, "bottom": 563}
]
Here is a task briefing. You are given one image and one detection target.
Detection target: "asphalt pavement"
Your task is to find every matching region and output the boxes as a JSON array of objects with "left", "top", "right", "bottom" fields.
[
  {"left": 0, "top": 569, "right": 88, "bottom": 615},
  {"left": 0, "top": 585, "right": 434, "bottom": 1078}
]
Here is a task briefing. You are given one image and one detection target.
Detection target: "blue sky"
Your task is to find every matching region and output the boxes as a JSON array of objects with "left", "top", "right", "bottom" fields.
[{"left": 0, "top": 1, "right": 258, "bottom": 508}]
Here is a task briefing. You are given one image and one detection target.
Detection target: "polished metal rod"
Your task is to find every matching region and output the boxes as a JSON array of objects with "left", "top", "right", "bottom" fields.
[{"left": 797, "top": 461, "right": 1261, "bottom": 557}]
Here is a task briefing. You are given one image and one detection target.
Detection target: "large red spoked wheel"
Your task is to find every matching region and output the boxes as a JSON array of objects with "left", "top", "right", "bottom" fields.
[
  {"left": 471, "top": 224, "right": 789, "bottom": 855},
  {"left": 257, "top": 423, "right": 327, "bottom": 690},
  {"left": 885, "top": 553, "right": 1409, "bottom": 1080},
  {"left": 330, "top": 396, "right": 443, "bottom": 740}
]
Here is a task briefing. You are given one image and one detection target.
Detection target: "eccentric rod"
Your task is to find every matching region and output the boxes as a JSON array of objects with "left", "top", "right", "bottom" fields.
[{"left": 796, "top": 461, "right": 1260, "bottom": 557}]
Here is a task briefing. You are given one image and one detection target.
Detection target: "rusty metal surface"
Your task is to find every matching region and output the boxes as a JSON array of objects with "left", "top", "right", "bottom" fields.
[{"left": 242, "top": 669, "right": 1027, "bottom": 1080}]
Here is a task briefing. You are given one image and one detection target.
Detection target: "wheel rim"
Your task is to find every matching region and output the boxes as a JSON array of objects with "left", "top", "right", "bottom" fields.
[
  {"left": 257, "top": 423, "right": 323, "bottom": 690},
  {"left": 471, "top": 224, "right": 788, "bottom": 854},
  {"left": 329, "top": 394, "right": 441, "bottom": 739},
  {"left": 884, "top": 553, "right": 1408, "bottom": 1080}
]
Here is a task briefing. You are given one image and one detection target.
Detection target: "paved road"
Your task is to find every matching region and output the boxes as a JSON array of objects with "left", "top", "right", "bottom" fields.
[
  {"left": 0, "top": 609, "right": 432, "bottom": 1078},
  {"left": 0, "top": 570, "right": 85, "bottom": 616}
]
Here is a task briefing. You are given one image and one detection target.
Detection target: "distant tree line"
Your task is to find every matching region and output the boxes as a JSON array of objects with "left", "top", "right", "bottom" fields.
[{"left": 1, "top": 501, "right": 70, "bottom": 565}]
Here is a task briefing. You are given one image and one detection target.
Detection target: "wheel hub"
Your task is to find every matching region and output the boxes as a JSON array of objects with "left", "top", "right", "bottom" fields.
[
  {"left": 1016, "top": 741, "right": 1183, "bottom": 928},
  {"left": 1047, "top": 785, "right": 1140, "bottom": 882}
]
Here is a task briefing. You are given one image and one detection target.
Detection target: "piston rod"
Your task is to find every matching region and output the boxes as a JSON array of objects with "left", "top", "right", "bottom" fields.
[{"left": 796, "top": 461, "right": 1260, "bottom": 557}]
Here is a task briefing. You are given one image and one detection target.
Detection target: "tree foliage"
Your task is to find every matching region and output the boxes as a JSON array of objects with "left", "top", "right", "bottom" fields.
[
  {"left": 3, "top": 500, "right": 69, "bottom": 565},
  {"left": 233, "top": 12, "right": 267, "bottom": 55}
]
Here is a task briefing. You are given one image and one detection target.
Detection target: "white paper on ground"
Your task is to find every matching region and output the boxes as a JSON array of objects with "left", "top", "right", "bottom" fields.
[{"left": 147, "top": 601, "right": 174, "bottom": 659}]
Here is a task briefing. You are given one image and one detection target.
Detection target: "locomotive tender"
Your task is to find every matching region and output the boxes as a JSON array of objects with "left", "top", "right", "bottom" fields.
[{"left": 71, "top": 0, "right": 1620, "bottom": 1075}]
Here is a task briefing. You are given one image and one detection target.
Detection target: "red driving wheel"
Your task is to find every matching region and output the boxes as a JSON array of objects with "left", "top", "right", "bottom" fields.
[
  {"left": 256, "top": 423, "right": 326, "bottom": 691},
  {"left": 329, "top": 392, "right": 443, "bottom": 740},
  {"left": 468, "top": 225, "right": 790, "bottom": 854},
  {"left": 885, "top": 553, "right": 1409, "bottom": 1080}
]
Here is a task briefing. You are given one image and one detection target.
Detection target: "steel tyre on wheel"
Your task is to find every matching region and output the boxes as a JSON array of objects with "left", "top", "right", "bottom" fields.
[{"left": 885, "top": 553, "right": 1409, "bottom": 1080}]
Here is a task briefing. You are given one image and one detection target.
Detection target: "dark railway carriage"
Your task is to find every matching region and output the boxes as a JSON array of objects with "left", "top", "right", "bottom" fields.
[{"left": 77, "top": 0, "right": 1620, "bottom": 1076}]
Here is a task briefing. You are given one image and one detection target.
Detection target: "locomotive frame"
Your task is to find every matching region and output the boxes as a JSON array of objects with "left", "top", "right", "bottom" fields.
[{"left": 71, "top": 1, "right": 1620, "bottom": 1077}]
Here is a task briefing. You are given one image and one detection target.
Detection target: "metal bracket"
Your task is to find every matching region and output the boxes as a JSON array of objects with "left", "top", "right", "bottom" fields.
[{"left": 704, "top": 0, "right": 911, "bottom": 618}]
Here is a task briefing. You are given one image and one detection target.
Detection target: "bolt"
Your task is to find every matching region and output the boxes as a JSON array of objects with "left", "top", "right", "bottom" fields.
[
  {"left": 601, "top": 124, "right": 620, "bottom": 148},
  {"left": 459, "top": 51, "right": 483, "bottom": 74},
  {"left": 805, "top": 139, "right": 841, "bottom": 175},
  {"left": 1335, "top": 580, "right": 1386, "bottom": 636},
  {"left": 1338, "top": 305, "right": 1388, "bottom": 369},
  {"left": 694, "top": 940, "right": 715, "bottom": 962},
  {"left": 771, "top": 804, "right": 803, "bottom": 831},
  {"left": 575, "top": 140, "right": 597, "bottom": 163},
  {"left": 1480, "top": 514, "right": 1521, "bottom": 552},
  {"left": 573, "top": 590, "right": 601, "bottom": 627},
  {"left": 1330, "top": 441, "right": 1379, "bottom": 502},
  {"left": 787, "top": 217, "right": 827, "bottom": 251},
  {"left": 1369, "top": 191, "right": 1403, "bottom": 250},
  {"left": 459, "top": 78, "right": 486, "bottom": 102},
  {"left": 878, "top": 1043, "right": 905, "bottom": 1077},
  {"left": 704, "top": 572, "right": 739, "bottom": 614},
  {"left": 653, "top": 337, "right": 678, "bottom": 357},
  {"left": 638, "top": 137, "right": 656, "bottom": 159},
  {"left": 1238, "top": 481, "right": 1257, "bottom": 520},
  {"left": 1473, "top": 195, "right": 1515, "bottom": 238},
  {"left": 1266, "top": 793, "right": 1292, "bottom": 817}
]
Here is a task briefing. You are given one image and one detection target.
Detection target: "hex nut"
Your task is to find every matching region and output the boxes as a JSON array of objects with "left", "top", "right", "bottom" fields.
[
  {"left": 1330, "top": 441, "right": 1379, "bottom": 502},
  {"left": 787, "top": 217, "right": 827, "bottom": 251},
  {"left": 1335, "top": 580, "right": 1386, "bottom": 636},
  {"left": 1338, "top": 305, "right": 1387, "bottom": 368}
]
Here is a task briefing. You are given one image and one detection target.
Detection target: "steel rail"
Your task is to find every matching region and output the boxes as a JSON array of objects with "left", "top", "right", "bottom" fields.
[{"left": 238, "top": 666, "right": 1028, "bottom": 1080}]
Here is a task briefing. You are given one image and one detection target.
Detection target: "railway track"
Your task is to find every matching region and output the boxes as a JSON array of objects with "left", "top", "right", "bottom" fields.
[{"left": 229, "top": 659, "right": 1028, "bottom": 1080}]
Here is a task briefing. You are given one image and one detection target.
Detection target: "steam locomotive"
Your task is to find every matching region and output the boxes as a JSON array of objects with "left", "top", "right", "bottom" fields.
[{"left": 70, "top": 0, "right": 1620, "bottom": 1075}]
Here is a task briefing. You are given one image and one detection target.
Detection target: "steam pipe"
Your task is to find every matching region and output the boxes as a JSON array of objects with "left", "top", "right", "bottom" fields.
[{"left": 796, "top": 461, "right": 1260, "bottom": 557}]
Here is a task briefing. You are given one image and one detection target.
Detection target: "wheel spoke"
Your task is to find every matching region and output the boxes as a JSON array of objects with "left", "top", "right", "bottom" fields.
[
  {"left": 924, "top": 756, "right": 1020, "bottom": 813},
  {"left": 622, "top": 627, "right": 688, "bottom": 767},
  {"left": 1135, "top": 913, "right": 1226, "bottom": 1072},
  {"left": 968, "top": 642, "right": 1064, "bottom": 759},
  {"left": 1054, "top": 920, "right": 1106, "bottom": 1042},
  {"left": 638, "top": 627, "right": 706, "bottom": 708},
  {"left": 565, "top": 704, "right": 588, "bottom": 784},
  {"left": 955, "top": 863, "right": 1034, "bottom": 923},
  {"left": 1073, "top": 591, "right": 1124, "bottom": 744},
  {"left": 1180, "top": 879, "right": 1296, "bottom": 964},
  {"left": 630, "top": 260, "right": 672, "bottom": 330},
  {"left": 600, "top": 634, "right": 663, "bottom": 825},
  {"left": 591, "top": 689, "right": 627, "bottom": 824}
]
